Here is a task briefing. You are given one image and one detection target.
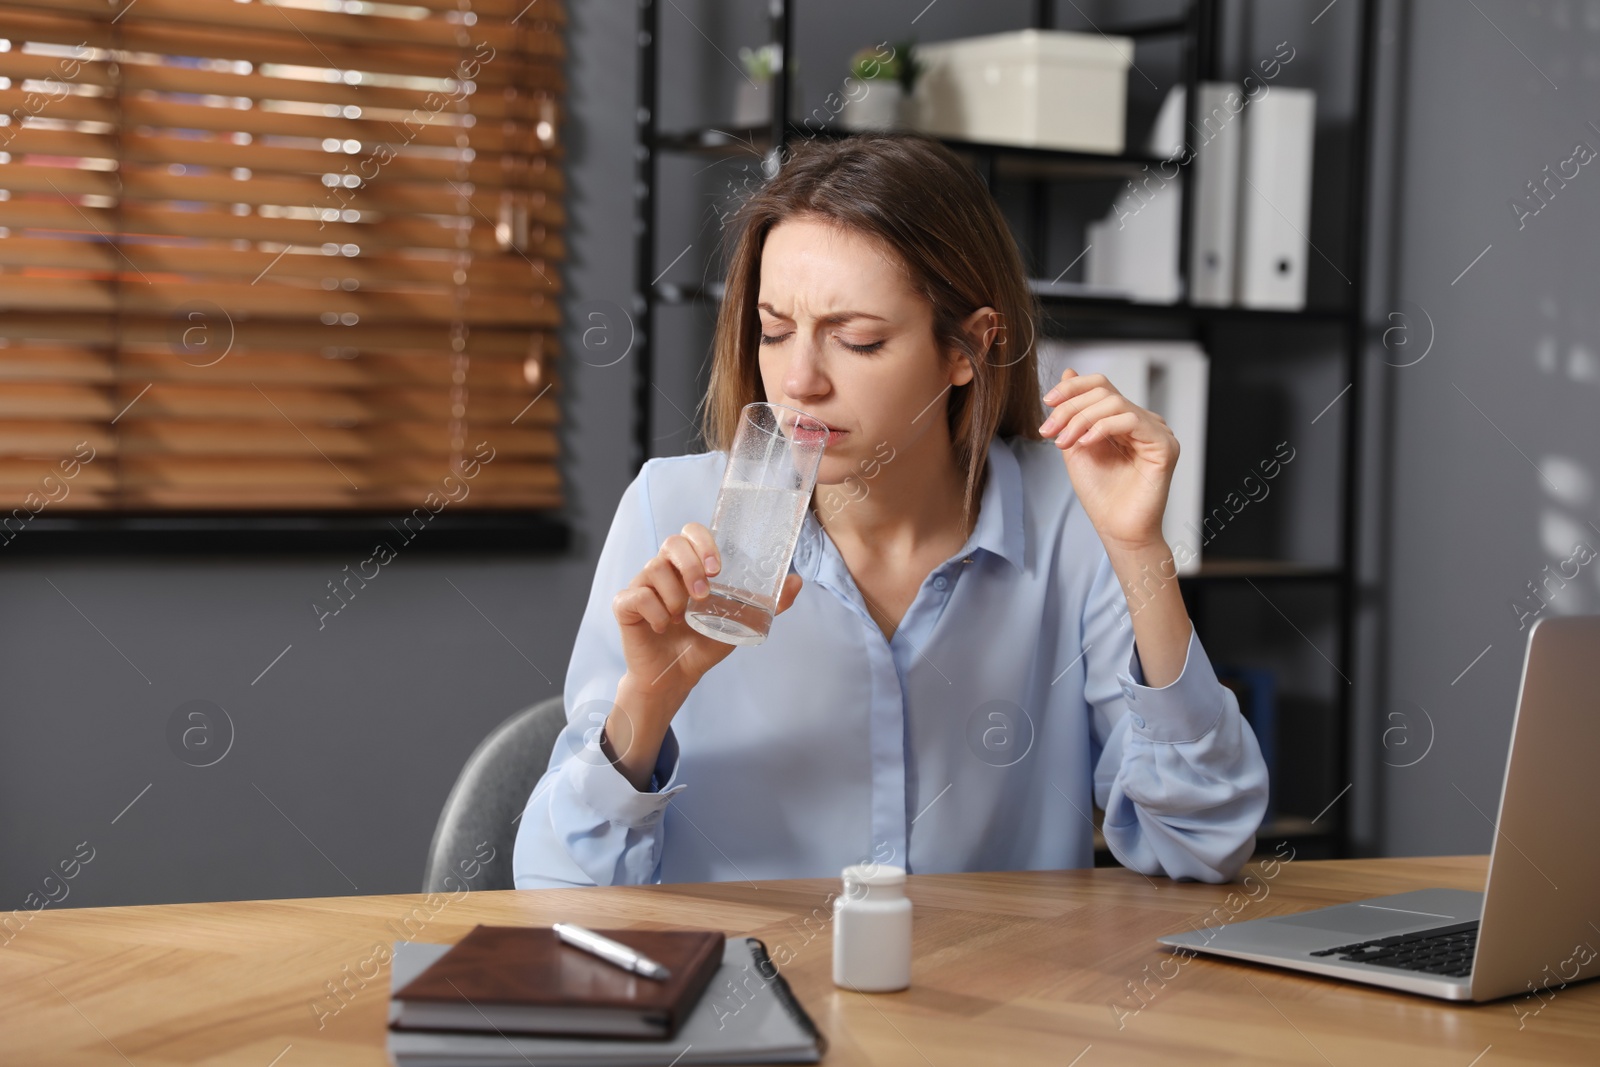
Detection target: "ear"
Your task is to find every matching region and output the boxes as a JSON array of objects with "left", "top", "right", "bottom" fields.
[{"left": 953, "top": 306, "right": 999, "bottom": 387}]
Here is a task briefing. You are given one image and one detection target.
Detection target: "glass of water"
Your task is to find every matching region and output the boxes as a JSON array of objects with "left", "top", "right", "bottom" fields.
[{"left": 685, "top": 402, "right": 832, "bottom": 646}]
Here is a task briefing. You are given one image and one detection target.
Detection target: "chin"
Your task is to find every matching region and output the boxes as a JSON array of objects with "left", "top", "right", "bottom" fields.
[{"left": 813, "top": 444, "right": 859, "bottom": 481}]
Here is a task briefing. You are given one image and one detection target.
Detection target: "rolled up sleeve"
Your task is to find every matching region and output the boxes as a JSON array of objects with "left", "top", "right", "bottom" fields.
[
  {"left": 512, "top": 462, "right": 690, "bottom": 889},
  {"left": 1082, "top": 550, "right": 1269, "bottom": 882}
]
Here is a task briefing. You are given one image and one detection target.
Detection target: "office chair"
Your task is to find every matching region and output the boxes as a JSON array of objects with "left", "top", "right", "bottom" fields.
[{"left": 422, "top": 693, "right": 567, "bottom": 893}]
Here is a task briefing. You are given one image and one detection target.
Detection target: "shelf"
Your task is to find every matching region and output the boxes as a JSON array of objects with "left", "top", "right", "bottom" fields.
[
  {"left": 1256, "top": 815, "right": 1333, "bottom": 841},
  {"left": 654, "top": 122, "right": 1167, "bottom": 179},
  {"left": 1034, "top": 284, "right": 1352, "bottom": 324},
  {"left": 1181, "top": 559, "right": 1344, "bottom": 582},
  {"left": 640, "top": 0, "right": 1377, "bottom": 864},
  {"left": 1094, "top": 17, "right": 1190, "bottom": 38},
  {"left": 654, "top": 125, "right": 772, "bottom": 157},
  {"left": 655, "top": 277, "right": 1352, "bottom": 332},
  {"left": 654, "top": 279, "right": 724, "bottom": 304},
  {"left": 1093, "top": 815, "right": 1335, "bottom": 854}
]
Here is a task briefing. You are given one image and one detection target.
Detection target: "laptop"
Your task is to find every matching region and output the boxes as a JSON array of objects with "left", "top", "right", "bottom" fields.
[{"left": 1157, "top": 614, "right": 1600, "bottom": 1002}]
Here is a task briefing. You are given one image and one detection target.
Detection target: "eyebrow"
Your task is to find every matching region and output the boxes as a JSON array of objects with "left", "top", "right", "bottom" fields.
[{"left": 757, "top": 302, "right": 889, "bottom": 326}]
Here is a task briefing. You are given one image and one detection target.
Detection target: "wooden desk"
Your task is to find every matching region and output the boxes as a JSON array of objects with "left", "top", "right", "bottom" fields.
[{"left": 2, "top": 856, "right": 1594, "bottom": 1065}]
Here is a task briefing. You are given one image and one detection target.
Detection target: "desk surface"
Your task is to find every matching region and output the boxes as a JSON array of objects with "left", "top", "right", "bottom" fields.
[{"left": 1, "top": 855, "right": 1593, "bottom": 1066}]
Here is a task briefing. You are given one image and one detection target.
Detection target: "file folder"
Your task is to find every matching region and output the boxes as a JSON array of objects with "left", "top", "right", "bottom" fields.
[
  {"left": 1235, "top": 87, "right": 1317, "bottom": 310},
  {"left": 1084, "top": 174, "right": 1181, "bottom": 304},
  {"left": 1154, "top": 83, "right": 1244, "bottom": 306}
]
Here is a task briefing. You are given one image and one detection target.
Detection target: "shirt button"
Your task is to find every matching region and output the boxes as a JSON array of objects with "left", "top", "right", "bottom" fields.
[
  {"left": 1120, "top": 682, "right": 1134, "bottom": 699},
  {"left": 1132, "top": 715, "right": 1147, "bottom": 729},
  {"left": 933, "top": 575, "right": 949, "bottom": 591}
]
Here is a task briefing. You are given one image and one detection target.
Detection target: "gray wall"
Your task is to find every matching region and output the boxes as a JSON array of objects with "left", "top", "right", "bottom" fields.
[
  {"left": 2, "top": 0, "right": 1583, "bottom": 911},
  {"left": 1373, "top": 0, "right": 1600, "bottom": 856}
]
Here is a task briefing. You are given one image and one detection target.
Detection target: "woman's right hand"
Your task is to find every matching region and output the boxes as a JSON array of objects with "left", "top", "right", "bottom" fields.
[{"left": 612, "top": 522, "right": 804, "bottom": 702}]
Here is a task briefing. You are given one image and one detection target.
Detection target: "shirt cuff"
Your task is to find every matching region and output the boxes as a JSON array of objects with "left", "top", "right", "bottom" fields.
[
  {"left": 1115, "top": 621, "right": 1227, "bottom": 744},
  {"left": 565, "top": 726, "right": 685, "bottom": 828},
  {"left": 650, "top": 727, "right": 683, "bottom": 791}
]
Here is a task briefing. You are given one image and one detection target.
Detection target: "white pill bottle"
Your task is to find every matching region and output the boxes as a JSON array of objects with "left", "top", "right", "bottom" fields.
[{"left": 832, "top": 862, "right": 912, "bottom": 992}]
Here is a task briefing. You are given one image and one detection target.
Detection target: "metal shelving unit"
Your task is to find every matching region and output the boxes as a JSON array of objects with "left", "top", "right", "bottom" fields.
[{"left": 633, "top": 0, "right": 1376, "bottom": 857}]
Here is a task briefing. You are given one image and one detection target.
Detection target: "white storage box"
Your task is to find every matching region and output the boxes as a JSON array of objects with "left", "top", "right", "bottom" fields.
[{"left": 911, "top": 29, "right": 1133, "bottom": 154}]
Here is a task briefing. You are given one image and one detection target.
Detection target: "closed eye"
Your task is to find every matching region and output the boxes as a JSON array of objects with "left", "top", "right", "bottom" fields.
[
  {"left": 838, "top": 338, "right": 885, "bottom": 353},
  {"left": 757, "top": 332, "right": 884, "bottom": 354}
]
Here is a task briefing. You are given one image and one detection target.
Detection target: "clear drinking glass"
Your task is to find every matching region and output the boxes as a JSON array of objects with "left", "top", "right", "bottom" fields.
[{"left": 685, "top": 402, "right": 832, "bottom": 646}]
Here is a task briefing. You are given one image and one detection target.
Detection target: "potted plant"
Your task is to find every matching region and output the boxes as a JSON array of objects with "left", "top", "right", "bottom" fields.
[
  {"left": 734, "top": 43, "right": 779, "bottom": 126},
  {"left": 841, "top": 39, "right": 923, "bottom": 131}
]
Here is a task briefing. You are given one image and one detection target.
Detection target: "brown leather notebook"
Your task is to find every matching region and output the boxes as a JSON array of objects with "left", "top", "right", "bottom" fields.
[{"left": 390, "top": 925, "right": 726, "bottom": 1039}]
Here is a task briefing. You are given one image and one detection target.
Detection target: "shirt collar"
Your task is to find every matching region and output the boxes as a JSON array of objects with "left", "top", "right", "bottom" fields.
[
  {"left": 795, "top": 435, "right": 1024, "bottom": 576},
  {"left": 964, "top": 434, "right": 1025, "bottom": 573}
]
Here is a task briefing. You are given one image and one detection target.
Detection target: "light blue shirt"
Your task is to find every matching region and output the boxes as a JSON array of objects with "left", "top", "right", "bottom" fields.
[{"left": 513, "top": 434, "right": 1268, "bottom": 888}]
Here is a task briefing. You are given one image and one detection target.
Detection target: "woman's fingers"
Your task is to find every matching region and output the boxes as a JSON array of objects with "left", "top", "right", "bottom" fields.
[
  {"left": 639, "top": 550, "right": 694, "bottom": 619},
  {"left": 1042, "top": 369, "right": 1107, "bottom": 404},
  {"left": 1057, "top": 393, "right": 1131, "bottom": 448},
  {"left": 1039, "top": 383, "right": 1112, "bottom": 436},
  {"left": 613, "top": 585, "right": 673, "bottom": 634},
  {"left": 1043, "top": 367, "right": 1079, "bottom": 402},
  {"left": 679, "top": 522, "right": 721, "bottom": 578},
  {"left": 623, "top": 528, "right": 720, "bottom": 628},
  {"left": 660, "top": 532, "right": 718, "bottom": 606},
  {"left": 774, "top": 572, "right": 804, "bottom": 615},
  {"left": 1075, "top": 409, "right": 1141, "bottom": 447}
]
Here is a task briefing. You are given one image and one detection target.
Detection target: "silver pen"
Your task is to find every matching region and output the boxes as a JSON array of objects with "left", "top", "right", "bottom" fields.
[{"left": 552, "top": 922, "right": 673, "bottom": 981}]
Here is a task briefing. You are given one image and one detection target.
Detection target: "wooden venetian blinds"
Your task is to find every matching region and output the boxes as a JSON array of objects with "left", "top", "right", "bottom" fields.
[{"left": 0, "top": 0, "right": 564, "bottom": 512}]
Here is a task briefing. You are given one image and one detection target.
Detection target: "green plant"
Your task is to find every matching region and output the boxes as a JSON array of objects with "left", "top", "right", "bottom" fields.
[
  {"left": 739, "top": 43, "right": 779, "bottom": 83},
  {"left": 849, "top": 44, "right": 898, "bottom": 83},
  {"left": 849, "top": 40, "right": 924, "bottom": 92}
]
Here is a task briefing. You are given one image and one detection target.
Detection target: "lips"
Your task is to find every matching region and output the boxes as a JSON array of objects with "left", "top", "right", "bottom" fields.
[{"left": 792, "top": 423, "right": 847, "bottom": 445}]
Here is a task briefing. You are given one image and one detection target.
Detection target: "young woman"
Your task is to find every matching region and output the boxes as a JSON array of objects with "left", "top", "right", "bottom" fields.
[{"left": 513, "top": 133, "right": 1267, "bottom": 889}]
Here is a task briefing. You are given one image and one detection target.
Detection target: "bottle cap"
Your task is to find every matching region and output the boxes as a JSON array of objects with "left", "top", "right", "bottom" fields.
[{"left": 841, "top": 862, "right": 906, "bottom": 887}]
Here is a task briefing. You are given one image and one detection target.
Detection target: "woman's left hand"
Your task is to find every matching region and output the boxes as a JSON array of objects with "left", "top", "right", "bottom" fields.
[{"left": 1038, "top": 368, "right": 1178, "bottom": 551}]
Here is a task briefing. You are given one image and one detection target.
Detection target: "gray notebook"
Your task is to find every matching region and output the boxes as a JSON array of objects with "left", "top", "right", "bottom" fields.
[{"left": 386, "top": 938, "right": 825, "bottom": 1067}]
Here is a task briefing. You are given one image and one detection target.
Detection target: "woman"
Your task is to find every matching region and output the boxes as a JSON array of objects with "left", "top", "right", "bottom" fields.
[{"left": 513, "top": 133, "right": 1267, "bottom": 889}]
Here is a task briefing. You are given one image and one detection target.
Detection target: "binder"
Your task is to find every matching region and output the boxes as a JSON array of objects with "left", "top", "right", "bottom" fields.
[
  {"left": 1235, "top": 87, "right": 1316, "bottom": 310},
  {"left": 1084, "top": 171, "right": 1181, "bottom": 304},
  {"left": 1144, "top": 78, "right": 1186, "bottom": 158},
  {"left": 1085, "top": 80, "right": 1245, "bottom": 305},
  {"left": 1083, "top": 214, "right": 1121, "bottom": 295},
  {"left": 1148, "top": 83, "right": 1243, "bottom": 306},
  {"left": 1036, "top": 340, "right": 1210, "bottom": 574}
]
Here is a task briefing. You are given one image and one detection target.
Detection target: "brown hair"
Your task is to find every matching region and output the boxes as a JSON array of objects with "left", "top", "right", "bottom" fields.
[{"left": 698, "top": 131, "right": 1045, "bottom": 532}]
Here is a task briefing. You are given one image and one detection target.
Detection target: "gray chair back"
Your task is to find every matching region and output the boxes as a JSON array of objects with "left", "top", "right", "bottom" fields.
[{"left": 422, "top": 694, "right": 567, "bottom": 892}]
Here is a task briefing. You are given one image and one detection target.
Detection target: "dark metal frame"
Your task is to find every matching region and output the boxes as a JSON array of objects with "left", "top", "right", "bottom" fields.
[
  {"left": 633, "top": 0, "right": 661, "bottom": 471},
  {"left": 1335, "top": 0, "right": 1380, "bottom": 857},
  {"left": 634, "top": 0, "right": 1377, "bottom": 856}
]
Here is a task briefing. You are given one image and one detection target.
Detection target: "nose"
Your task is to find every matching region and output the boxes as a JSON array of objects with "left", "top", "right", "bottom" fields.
[{"left": 780, "top": 333, "right": 830, "bottom": 403}]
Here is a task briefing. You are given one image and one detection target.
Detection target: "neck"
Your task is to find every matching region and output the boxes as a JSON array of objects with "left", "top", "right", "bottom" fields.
[{"left": 815, "top": 431, "right": 979, "bottom": 561}]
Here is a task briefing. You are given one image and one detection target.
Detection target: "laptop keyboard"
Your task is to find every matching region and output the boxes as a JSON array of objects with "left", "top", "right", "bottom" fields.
[{"left": 1308, "top": 920, "right": 1479, "bottom": 978}]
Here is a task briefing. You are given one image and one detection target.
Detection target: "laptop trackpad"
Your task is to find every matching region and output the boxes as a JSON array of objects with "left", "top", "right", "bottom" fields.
[{"left": 1268, "top": 905, "right": 1441, "bottom": 936}]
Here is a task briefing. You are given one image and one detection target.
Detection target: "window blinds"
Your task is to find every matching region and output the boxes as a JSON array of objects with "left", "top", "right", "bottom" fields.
[{"left": 0, "top": 0, "right": 565, "bottom": 512}]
